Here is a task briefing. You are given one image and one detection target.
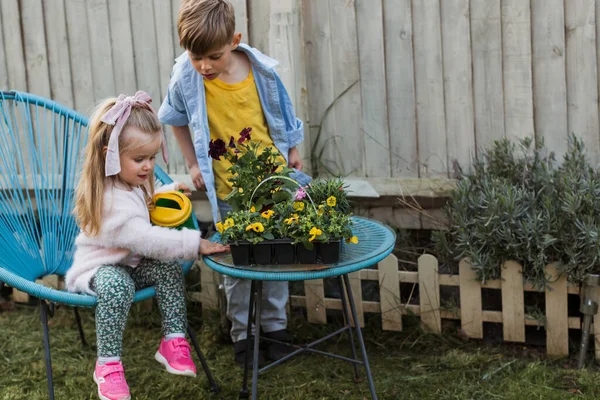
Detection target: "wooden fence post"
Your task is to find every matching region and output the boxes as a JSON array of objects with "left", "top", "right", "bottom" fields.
[
  {"left": 418, "top": 254, "right": 441, "bottom": 333},
  {"left": 199, "top": 259, "right": 220, "bottom": 310},
  {"left": 304, "top": 279, "right": 327, "bottom": 324},
  {"left": 545, "top": 263, "right": 569, "bottom": 356},
  {"left": 501, "top": 261, "right": 525, "bottom": 342},
  {"left": 458, "top": 259, "right": 483, "bottom": 338},
  {"left": 348, "top": 270, "right": 364, "bottom": 328},
  {"left": 378, "top": 254, "right": 402, "bottom": 331}
]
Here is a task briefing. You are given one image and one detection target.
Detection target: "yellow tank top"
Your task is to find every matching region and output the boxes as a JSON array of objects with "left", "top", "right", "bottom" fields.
[{"left": 205, "top": 68, "right": 286, "bottom": 200}]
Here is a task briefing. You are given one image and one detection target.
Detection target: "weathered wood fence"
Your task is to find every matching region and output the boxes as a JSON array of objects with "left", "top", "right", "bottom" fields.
[
  {"left": 14, "top": 253, "right": 591, "bottom": 358},
  {"left": 192, "top": 255, "right": 590, "bottom": 359}
]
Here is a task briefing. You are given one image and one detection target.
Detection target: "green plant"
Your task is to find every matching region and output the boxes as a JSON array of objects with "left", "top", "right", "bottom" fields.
[
  {"left": 434, "top": 135, "right": 600, "bottom": 287},
  {"left": 304, "top": 177, "right": 351, "bottom": 214},
  {"left": 209, "top": 127, "right": 297, "bottom": 212},
  {"left": 217, "top": 207, "right": 276, "bottom": 244}
]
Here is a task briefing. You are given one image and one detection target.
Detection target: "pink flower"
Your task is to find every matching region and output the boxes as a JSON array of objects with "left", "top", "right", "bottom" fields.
[{"left": 294, "top": 187, "right": 307, "bottom": 201}]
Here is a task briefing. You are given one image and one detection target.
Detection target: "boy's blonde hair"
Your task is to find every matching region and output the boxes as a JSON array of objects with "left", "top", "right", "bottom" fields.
[
  {"left": 178, "top": 0, "right": 235, "bottom": 55},
  {"left": 74, "top": 99, "right": 162, "bottom": 236}
]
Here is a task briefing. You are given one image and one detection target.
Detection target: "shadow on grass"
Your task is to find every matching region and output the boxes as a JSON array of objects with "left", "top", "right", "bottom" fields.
[{"left": 1, "top": 301, "right": 600, "bottom": 399}]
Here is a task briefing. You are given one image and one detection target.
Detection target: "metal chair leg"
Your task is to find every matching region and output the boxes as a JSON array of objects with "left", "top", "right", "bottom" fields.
[
  {"left": 40, "top": 300, "right": 55, "bottom": 400},
  {"left": 338, "top": 276, "right": 360, "bottom": 381},
  {"left": 187, "top": 326, "right": 220, "bottom": 393},
  {"left": 342, "top": 274, "right": 378, "bottom": 400},
  {"left": 73, "top": 308, "right": 88, "bottom": 347},
  {"left": 251, "top": 281, "right": 263, "bottom": 400},
  {"left": 240, "top": 280, "right": 256, "bottom": 399}
]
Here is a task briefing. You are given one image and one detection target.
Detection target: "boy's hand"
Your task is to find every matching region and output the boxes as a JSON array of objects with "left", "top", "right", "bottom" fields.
[
  {"left": 199, "top": 238, "right": 230, "bottom": 255},
  {"left": 175, "top": 183, "right": 192, "bottom": 197},
  {"left": 288, "top": 147, "right": 303, "bottom": 171},
  {"left": 189, "top": 165, "right": 206, "bottom": 191}
]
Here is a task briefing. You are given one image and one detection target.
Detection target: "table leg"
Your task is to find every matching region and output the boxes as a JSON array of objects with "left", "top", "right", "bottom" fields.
[
  {"left": 338, "top": 276, "right": 360, "bottom": 381},
  {"left": 342, "top": 274, "right": 378, "bottom": 400},
  {"left": 239, "top": 280, "right": 256, "bottom": 399},
  {"left": 251, "top": 281, "right": 263, "bottom": 400}
]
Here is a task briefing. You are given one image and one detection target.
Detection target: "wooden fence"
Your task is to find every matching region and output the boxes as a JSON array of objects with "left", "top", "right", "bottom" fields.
[
  {"left": 13, "top": 253, "right": 592, "bottom": 358},
  {"left": 192, "top": 254, "right": 591, "bottom": 359},
  {"left": 5, "top": 1, "right": 600, "bottom": 180}
]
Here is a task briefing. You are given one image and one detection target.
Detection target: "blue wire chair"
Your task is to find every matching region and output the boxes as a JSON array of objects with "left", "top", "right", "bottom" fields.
[{"left": 0, "top": 91, "right": 219, "bottom": 398}]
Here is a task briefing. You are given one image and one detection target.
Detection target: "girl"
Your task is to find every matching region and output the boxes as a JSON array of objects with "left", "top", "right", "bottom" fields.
[{"left": 66, "top": 91, "right": 228, "bottom": 400}]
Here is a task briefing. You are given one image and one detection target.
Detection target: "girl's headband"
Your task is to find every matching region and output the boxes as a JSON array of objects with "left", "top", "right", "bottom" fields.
[{"left": 101, "top": 91, "right": 168, "bottom": 177}]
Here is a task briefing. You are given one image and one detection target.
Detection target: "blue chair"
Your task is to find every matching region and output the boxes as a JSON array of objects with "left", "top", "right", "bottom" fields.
[{"left": 0, "top": 91, "right": 218, "bottom": 399}]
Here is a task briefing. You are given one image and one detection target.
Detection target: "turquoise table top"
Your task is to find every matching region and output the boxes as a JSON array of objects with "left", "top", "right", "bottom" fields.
[{"left": 202, "top": 217, "right": 396, "bottom": 281}]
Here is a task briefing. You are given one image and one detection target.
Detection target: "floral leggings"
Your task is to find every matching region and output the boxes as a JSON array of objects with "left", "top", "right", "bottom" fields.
[{"left": 91, "top": 258, "right": 187, "bottom": 357}]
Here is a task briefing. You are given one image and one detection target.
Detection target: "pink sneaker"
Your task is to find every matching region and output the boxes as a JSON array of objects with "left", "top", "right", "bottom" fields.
[
  {"left": 93, "top": 360, "right": 130, "bottom": 400},
  {"left": 154, "top": 337, "right": 197, "bottom": 377}
]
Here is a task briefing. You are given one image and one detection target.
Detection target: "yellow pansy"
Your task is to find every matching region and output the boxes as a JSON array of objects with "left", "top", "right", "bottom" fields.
[
  {"left": 224, "top": 218, "right": 235, "bottom": 230},
  {"left": 261, "top": 210, "right": 274, "bottom": 219},
  {"left": 238, "top": 187, "right": 244, "bottom": 193},
  {"left": 346, "top": 236, "right": 359, "bottom": 244},
  {"left": 216, "top": 222, "right": 224, "bottom": 233},
  {"left": 284, "top": 216, "right": 299, "bottom": 225},
  {"left": 317, "top": 205, "right": 325, "bottom": 216},
  {"left": 308, "top": 227, "right": 322, "bottom": 242},
  {"left": 326, "top": 196, "right": 337, "bottom": 207},
  {"left": 250, "top": 206, "right": 256, "bottom": 213},
  {"left": 245, "top": 222, "right": 265, "bottom": 233},
  {"left": 293, "top": 201, "right": 305, "bottom": 211}
]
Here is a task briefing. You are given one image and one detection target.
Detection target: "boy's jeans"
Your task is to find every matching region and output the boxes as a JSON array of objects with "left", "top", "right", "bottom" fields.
[{"left": 218, "top": 200, "right": 288, "bottom": 342}]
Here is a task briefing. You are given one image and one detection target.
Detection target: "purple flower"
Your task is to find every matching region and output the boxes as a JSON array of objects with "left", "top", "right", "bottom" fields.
[
  {"left": 294, "top": 187, "right": 307, "bottom": 201},
  {"left": 208, "top": 138, "right": 227, "bottom": 160},
  {"left": 228, "top": 136, "right": 236, "bottom": 148},
  {"left": 238, "top": 127, "right": 252, "bottom": 144}
]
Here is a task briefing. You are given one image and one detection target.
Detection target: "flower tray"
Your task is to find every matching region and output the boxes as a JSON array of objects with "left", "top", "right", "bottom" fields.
[{"left": 229, "top": 239, "right": 342, "bottom": 265}]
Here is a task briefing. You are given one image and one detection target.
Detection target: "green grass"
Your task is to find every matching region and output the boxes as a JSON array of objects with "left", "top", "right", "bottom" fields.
[{"left": 2, "top": 302, "right": 600, "bottom": 400}]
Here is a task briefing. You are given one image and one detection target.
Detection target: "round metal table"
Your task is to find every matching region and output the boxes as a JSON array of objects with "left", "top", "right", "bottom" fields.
[{"left": 203, "top": 217, "right": 396, "bottom": 400}]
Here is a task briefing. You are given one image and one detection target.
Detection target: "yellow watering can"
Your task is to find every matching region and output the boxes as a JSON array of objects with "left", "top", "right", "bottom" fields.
[{"left": 150, "top": 191, "right": 196, "bottom": 230}]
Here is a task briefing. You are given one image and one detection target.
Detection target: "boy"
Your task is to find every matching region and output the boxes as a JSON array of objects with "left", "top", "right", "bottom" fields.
[{"left": 158, "top": 0, "right": 310, "bottom": 367}]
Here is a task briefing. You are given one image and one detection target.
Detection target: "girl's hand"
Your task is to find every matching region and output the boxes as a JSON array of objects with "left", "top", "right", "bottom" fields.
[
  {"left": 199, "top": 238, "right": 230, "bottom": 255},
  {"left": 189, "top": 164, "right": 206, "bottom": 191},
  {"left": 288, "top": 147, "right": 303, "bottom": 171},
  {"left": 175, "top": 183, "right": 192, "bottom": 197}
]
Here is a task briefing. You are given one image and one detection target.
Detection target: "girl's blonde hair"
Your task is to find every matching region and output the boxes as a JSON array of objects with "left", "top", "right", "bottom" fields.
[{"left": 74, "top": 98, "right": 163, "bottom": 236}]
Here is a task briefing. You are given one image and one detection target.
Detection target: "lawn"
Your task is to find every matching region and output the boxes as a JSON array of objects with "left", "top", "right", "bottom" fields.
[{"left": 1, "top": 300, "right": 600, "bottom": 399}]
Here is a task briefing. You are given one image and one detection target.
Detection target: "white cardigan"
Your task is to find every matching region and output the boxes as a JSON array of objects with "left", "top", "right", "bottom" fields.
[{"left": 65, "top": 181, "right": 201, "bottom": 295}]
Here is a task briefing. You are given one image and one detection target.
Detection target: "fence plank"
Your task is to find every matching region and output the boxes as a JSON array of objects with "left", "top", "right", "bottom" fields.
[
  {"left": 502, "top": 0, "right": 535, "bottom": 142},
  {"left": 594, "top": 306, "right": 600, "bottom": 360},
  {"left": 198, "top": 260, "right": 219, "bottom": 310},
  {"left": 348, "top": 270, "right": 364, "bottom": 328},
  {"left": 413, "top": 0, "right": 447, "bottom": 177},
  {"left": 42, "top": 0, "right": 74, "bottom": 108},
  {"left": 459, "top": 259, "right": 483, "bottom": 339},
  {"left": 0, "top": 7, "right": 8, "bottom": 90},
  {"left": 1, "top": 0, "right": 27, "bottom": 91},
  {"left": 304, "top": 279, "right": 327, "bottom": 324},
  {"left": 418, "top": 254, "right": 441, "bottom": 333},
  {"left": 107, "top": 0, "right": 137, "bottom": 96},
  {"left": 302, "top": 0, "right": 336, "bottom": 177},
  {"left": 355, "top": 0, "right": 390, "bottom": 177},
  {"left": 501, "top": 261, "right": 525, "bottom": 342},
  {"left": 378, "top": 254, "right": 402, "bottom": 331},
  {"left": 471, "top": 0, "right": 505, "bottom": 150},
  {"left": 21, "top": 0, "right": 51, "bottom": 97},
  {"left": 65, "top": 0, "right": 95, "bottom": 113},
  {"left": 383, "top": 0, "right": 417, "bottom": 177},
  {"left": 441, "top": 0, "right": 475, "bottom": 177},
  {"left": 129, "top": 0, "right": 161, "bottom": 104},
  {"left": 531, "top": 0, "right": 568, "bottom": 155},
  {"left": 87, "top": 0, "right": 116, "bottom": 101},
  {"left": 329, "top": 0, "right": 363, "bottom": 177},
  {"left": 545, "top": 263, "right": 569, "bottom": 356},
  {"left": 565, "top": 0, "right": 600, "bottom": 164},
  {"left": 229, "top": 0, "right": 248, "bottom": 43},
  {"left": 171, "top": 0, "right": 182, "bottom": 57}
]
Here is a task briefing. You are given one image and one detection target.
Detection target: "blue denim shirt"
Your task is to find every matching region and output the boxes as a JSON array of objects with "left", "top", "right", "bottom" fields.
[{"left": 158, "top": 44, "right": 311, "bottom": 223}]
